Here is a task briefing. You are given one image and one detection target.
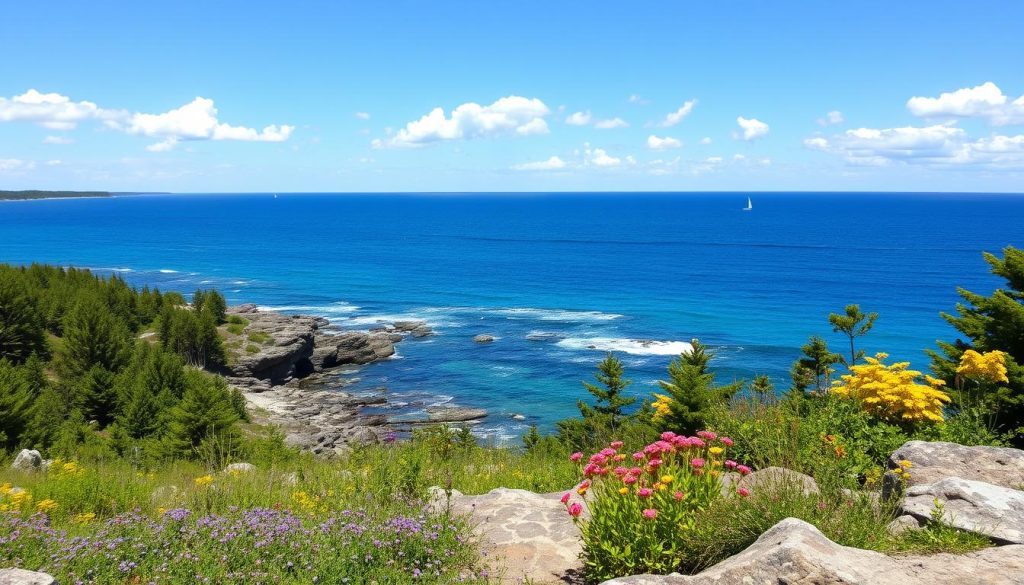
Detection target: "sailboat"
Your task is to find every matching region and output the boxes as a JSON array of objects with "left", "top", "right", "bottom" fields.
[{"left": 742, "top": 196, "right": 752, "bottom": 211}]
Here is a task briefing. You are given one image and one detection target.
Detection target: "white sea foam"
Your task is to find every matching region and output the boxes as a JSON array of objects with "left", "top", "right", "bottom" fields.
[
  {"left": 344, "top": 312, "right": 463, "bottom": 329},
  {"left": 158, "top": 269, "right": 178, "bottom": 274},
  {"left": 256, "top": 302, "right": 360, "bottom": 315},
  {"left": 487, "top": 307, "right": 623, "bottom": 322},
  {"left": 556, "top": 337, "right": 693, "bottom": 356}
]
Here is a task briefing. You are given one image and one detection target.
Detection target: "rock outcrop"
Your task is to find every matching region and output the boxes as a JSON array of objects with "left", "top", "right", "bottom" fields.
[
  {"left": 0, "top": 568, "right": 57, "bottom": 585},
  {"left": 392, "top": 320, "right": 434, "bottom": 338},
  {"left": 736, "top": 466, "right": 819, "bottom": 496},
  {"left": 10, "top": 449, "right": 42, "bottom": 472},
  {"left": 473, "top": 334, "right": 495, "bottom": 343},
  {"left": 601, "top": 518, "right": 1024, "bottom": 585},
  {"left": 311, "top": 331, "right": 398, "bottom": 370},
  {"left": 902, "top": 476, "right": 1024, "bottom": 544},
  {"left": 884, "top": 440, "right": 1024, "bottom": 498},
  {"left": 225, "top": 305, "right": 319, "bottom": 383}
]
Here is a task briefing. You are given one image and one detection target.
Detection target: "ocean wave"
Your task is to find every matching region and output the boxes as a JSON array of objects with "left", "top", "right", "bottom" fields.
[
  {"left": 487, "top": 307, "right": 623, "bottom": 322},
  {"left": 158, "top": 269, "right": 178, "bottom": 274},
  {"left": 256, "top": 302, "right": 360, "bottom": 315},
  {"left": 344, "top": 312, "right": 464, "bottom": 329},
  {"left": 556, "top": 337, "right": 693, "bottom": 356}
]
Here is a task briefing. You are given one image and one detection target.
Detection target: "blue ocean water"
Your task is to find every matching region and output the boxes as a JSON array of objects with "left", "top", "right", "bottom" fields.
[{"left": 1, "top": 192, "right": 1021, "bottom": 440}]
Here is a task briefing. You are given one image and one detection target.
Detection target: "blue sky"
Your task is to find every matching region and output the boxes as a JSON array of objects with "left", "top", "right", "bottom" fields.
[{"left": 2, "top": 1, "right": 1023, "bottom": 193}]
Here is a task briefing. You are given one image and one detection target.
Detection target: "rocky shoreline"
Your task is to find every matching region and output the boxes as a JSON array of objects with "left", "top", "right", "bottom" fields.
[{"left": 220, "top": 304, "right": 489, "bottom": 455}]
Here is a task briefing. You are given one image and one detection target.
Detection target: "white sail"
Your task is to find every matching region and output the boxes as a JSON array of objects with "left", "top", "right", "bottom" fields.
[{"left": 743, "top": 196, "right": 752, "bottom": 211}]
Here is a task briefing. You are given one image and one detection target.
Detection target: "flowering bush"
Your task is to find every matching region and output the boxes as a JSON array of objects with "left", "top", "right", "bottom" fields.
[
  {"left": 832, "top": 353, "right": 950, "bottom": 424},
  {"left": 563, "top": 431, "right": 750, "bottom": 580},
  {"left": 957, "top": 349, "right": 1009, "bottom": 384}
]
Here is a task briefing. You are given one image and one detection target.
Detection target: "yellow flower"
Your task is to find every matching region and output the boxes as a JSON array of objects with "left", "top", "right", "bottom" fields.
[
  {"left": 74, "top": 512, "right": 96, "bottom": 524},
  {"left": 660, "top": 475, "right": 674, "bottom": 484},
  {"left": 618, "top": 487, "right": 629, "bottom": 495},
  {"left": 194, "top": 475, "right": 214, "bottom": 487},
  {"left": 708, "top": 447, "right": 724, "bottom": 456},
  {"left": 957, "top": 350, "right": 1009, "bottom": 384},
  {"left": 651, "top": 393, "right": 673, "bottom": 421},
  {"left": 832, "top": 353, "right": 950, "bottom": 424},
  {"left": 156, "top": 507, "right": 167, "bottom": 516},
  {"left": 10, "top": 491, "right": 32, "bottom": 509},
  {"left": 35, "top": 499, "right": 58, "bottom": 513},
  {"left": 899, "top": 460, "right": 913, "bottom": 469},
  {"left": 0, "top": 483, "right": 12, "bottom": 496}
]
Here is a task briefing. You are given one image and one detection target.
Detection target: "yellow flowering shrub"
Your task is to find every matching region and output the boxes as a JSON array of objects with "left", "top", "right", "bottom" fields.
[
  {"left": 956, "top": 349, "right": 1009, "bottom": 384},
  {"left": 651, "top": 393, "right": 672, "bottom": 420},
  {"left": 194, "top": 475, "right": 214, "bottom": 487},
  {"left": 832, "top": 352, "right": 950, "bottom": 423},
  {"left": 35, "top": 499, "right": 58, "bottom": 514}
]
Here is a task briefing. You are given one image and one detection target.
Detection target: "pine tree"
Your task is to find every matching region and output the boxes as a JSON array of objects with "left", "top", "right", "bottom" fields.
[
  {"left": 557, "top": 353, "right": 636, "bottom": 450},
  {"left": 162, "top": 371, "right": 240, "bottom": 457},
  {"left": 749, "top": 374, "right": 776, "bottom": 404},
  {"left": 0, "top": 277, "right": 47, "bottom": 364},
  {"left": 203, "top": 290, "right": 228, "bottom": 324},
  {"left": 658, "top": 340, "right": 742, "bottom": 435},
  {"left": 794, "top": 336, "right": 843, "bottom": 393},
  {"left": 929, "top": 246, "right": 1024, "bottom": 439},
  {"left": 0, "top": 359, "right": 34, "bottom": 449},
  {"left": 829, "top": 304, "right": 878, "bottom": 365},
  {"left": 61, "top": 295, "right": 130, "bottom": 378},
  {"left": 81, "top": 365, "right": 118, "bottom": 427}
]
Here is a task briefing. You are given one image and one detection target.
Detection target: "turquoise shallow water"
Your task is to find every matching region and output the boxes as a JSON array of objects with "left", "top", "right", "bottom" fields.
[{"left": 1, "top": 192, "right": 1021, "bottom": 440}]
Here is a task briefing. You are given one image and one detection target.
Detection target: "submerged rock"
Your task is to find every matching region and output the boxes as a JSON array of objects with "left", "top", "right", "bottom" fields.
[{"left": 473, "top": 334, "right": 495, "bottom": 343}]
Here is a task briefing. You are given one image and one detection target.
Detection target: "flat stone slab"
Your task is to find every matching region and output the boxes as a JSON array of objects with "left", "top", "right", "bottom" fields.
[
  {"left": 436, "top": 487, "right": 583, "bottom": 584},
  {"left": 601, "top": 517, "right": 1024, "bottom": 585},
  {"left": 0, "top": 568, "right": 57, "bottom": 585},
  {"left": 889, "top": 441, "right": 1024, "bottom": 491},
  {"left": 903, "top": 476, "right": 1024, "bottom": 544}
]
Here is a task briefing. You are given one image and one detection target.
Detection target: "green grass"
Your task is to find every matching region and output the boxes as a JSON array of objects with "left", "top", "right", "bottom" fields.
[
  {"left": 247, "top": 331, "right": 272, "bottom": 345},
  {"left": 245, "top": 343, "right": 261, "bottom": 354},
  {"left": 226, "top": 322, "right": 246, "bottom": 335},
  {"left": 226, "top": 315, "right": 249, "bottom": 326}
]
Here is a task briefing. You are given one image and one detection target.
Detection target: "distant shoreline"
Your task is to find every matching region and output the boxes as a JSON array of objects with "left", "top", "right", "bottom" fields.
[{"left": 0, "top": 190, "right": 170, "bottom": 201}]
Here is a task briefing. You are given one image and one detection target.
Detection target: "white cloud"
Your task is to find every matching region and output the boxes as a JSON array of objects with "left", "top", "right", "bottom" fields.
[
  {"left": 628, "top": 94, "right": 650, "bottom": 105},
  {"left": 375, "top": 96, "right": 550, "bottom": 148},
  {"left": 0, "top": 159, "right": 36, "bottom": 172},
  {"left": 125, "top": 97, "right": 294, "bottom": 147},
  {"left": 512, "top": 155, "right": 567, "bottom": 171},
  {"left": 45, "top": 159, "right": 62, "bottom": 166},
  {"left": 355, "top": 111, "right": 371, "bottom": 120},
  {"left": 804, "top": 122, "right": 1024, "bottom": 168},
  {"left": 595, "top": 117, "right": 629, "bottom": 129},
  {"left": 647, "top": 135, "right": 682, "bottom": 150},
  {"left": 43, "top": 135, "right": 73, "bottom": 145},
  {"left": 907, "top": 82, "right": 1024, "bottom": 125},
  {"left": 565, "top": 111, "right": 592, "bottom": 126},
  {"left": 700, "top": 137, "right": 712, "bottom": 145},
  {"left": 736, "top": 116, "right": 770, "bottom": 140},
  {"left": 817, "top": 110, "right": 844, "bottom": 126},
  {"left": 660, "top": 99, "right": 697, "bottom": 127},
  {"left": 584, "top": 145, "right": 622, "bottom": 168},
  {"left": 0, "top": 89, "right": 115, "bottom": 130}
]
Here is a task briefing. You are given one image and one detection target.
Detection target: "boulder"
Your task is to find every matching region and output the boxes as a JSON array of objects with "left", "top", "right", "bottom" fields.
[
  {"left": 223, "top": 462, "right": 256, "bottom": 475},
  {"left": 424, "top": 406, "right": 488, "bottom": 423},
  {"left": 225, "top": 309, "right": 319, "bottom": 383},
  {"left": 902, "top": 476, "right": 1024, "bottom": 544},
  {"left": 887, "top": 514, "right": 923, "bottom": 536},
  {"left": 392, "top": 320, "right": 434, "bottom": 338},
  {"left": 324, "top": 332, "right": 396, "bottom": 367},
  {"left": 0, "top": 568, "right": 57, "bottom": 585},
  {"left": 473, "top": 334, "right": 495, "bottom": 343},
  {"left": 736, "top": 466, "right": 819, "bottom": 496},
  {"left": 884, "top": 441, "right": 1024, "bottom": 499},
  {"left": 10, "top": 449, "right": 42, "bottom": 472},
  {"left": 435, "top": 487, "right": 583, "bottom": 584},
  {"left": 600, "top": 517, "right": 1024, "bottom": 585}
]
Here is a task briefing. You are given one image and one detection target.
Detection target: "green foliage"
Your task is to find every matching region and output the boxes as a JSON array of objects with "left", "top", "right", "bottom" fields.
[
  {"left": 0, "top": 276, "right": 47, "bottom": 363},
  {"left": 0, "top": 359, "right": 35, "bottom": 449},
  {"left": 159, "top": 305, "right": 226, "bottom": 368},
  {"left": 192, "top": 289, "right": 227, "bottom": 324},
  {"left": 929, "top": 246, "right": 1024, "bottom": 442},
  {"left": 791, "top": 336, "right": 842, "bottom": 395},
  {"left": 748, "top": 374, "right": 775, "bottom": 404},
  {"left": 60, "top": 295, "right": 131, "bottom": 378},
  {"left": 161, "top": 371, "right": 241, "bottom": 459},
  {"left": 557, "top": 353, "right": 642, "bottom": 451},
  {"left": 247, "top": 330, "right": 272, "bottom": 344},
  {"left": 657, "top": 340, "right": 742, "bottom": 435},
  {"left": 829, "top": 304, "right": 878, "bottom": 365}
]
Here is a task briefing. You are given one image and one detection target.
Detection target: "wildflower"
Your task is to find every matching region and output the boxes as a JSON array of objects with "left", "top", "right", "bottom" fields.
[
  {"left": 719, "top": 436, "right": 734, "bottom": 447},
  {"left": 736, "top": 465, "right": 752, "bottom": 475},
  {"left": 632, "top": 452, "right": 645, "bottom": 461},
  {"left": 576, "top": 481, "right": 590, "bottom": 496},
  {"left": 690, "top": 458, "right": 705, "bottom": 469},
  {"left": 194, "top": 475, "right": 214, "bottom": 487},
  {"left": 834, "top": 445, "right": 846, "bottom": 458},
  {"left": 696, "top": 430, "right": 717, "bottom": 440},
  {"left": 647, "top": 458, "right": 663, "bottom": 469},
  {"left": 737, "top": 488, "right": 750, "bottom": 497},
  {"left": 832, "top": 353, "right": 950, "bottom": 423},
  {"left": 610, "top": 441, "right": 624, "bottom": 449},
  {"left": 36, "top": 499, "right": 58, "bottom": 513},
  {"left": 899, "top": 460, "right": 913, "bottom": 469},
  {"left": 651, "top": 394, "right": 673, "bottom": 420},
  {"left": 600, "top": 448, "right": 616, "bottom": 457},
  {"left": 570, "top": 452, "right": 583, "bottom": 463},
  {"left": 637, "top": 488, "right": 653, "bottom": 498},
  {"left": 74, "top": 512, "right": 96, "bottom": 523},
  {"left": 618, "top": 487, "right": 630, "bottom": 495},
  {"left": 660, "top": 475, "right": 673, "bottom": 484},
  {"left": 9, "top": 491, "right": 32, "bottom": 508},
  {"left": 957, "top": 350, "right": 1009, "bottom": 384},
  {"left": 0, "top": 483, "right": 11, "bottom": 496},
  {"left": 673, "top": 491, "right": 685, "bottom": 501},
  {"left": 623, "top": 474, "right": 638, "bottom": 485},
  {"left": 660, "top": 431, "right": 677, "bottom": 441},
  {"left": 567, "top": 503, "right": 583, "bottom": 517},
  {"left": 708, "top": 446, "right": 724, "bottom": 456},
  {"left": 560, "top": 492, "right": 571, "bottom": 504},
  {"left": 642, "top": 508, "right": 657, "bottom": 519}
]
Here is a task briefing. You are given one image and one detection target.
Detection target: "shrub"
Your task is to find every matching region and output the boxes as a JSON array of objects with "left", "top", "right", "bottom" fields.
[
  {"left": 247, "top": 331, "right": 272, "bottom": 345},
  {"left": 832, "top": 353, "right": 950, "bottom": 424},
  {"left": 564, "top": 431, "right": 750, "bottom": 581}
]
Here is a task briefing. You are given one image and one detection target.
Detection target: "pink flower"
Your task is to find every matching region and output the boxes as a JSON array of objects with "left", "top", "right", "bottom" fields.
[
  {"left": 691, "top": 458, "right": 705, "bottom": 469},
  {"left": 600, "top": 448, "right": 616, "bottom": 457},
  {"left": 736, "top": 465, "right": 752, "bottom": 476},
  {"left": 589, "top": 453, "right": 608, "bottom": 464},
  {"left": 560, "top": 492, "right": 571, "bottom": 504},
  {"left": 613, "top": 466, "right": 629, "bottom": 477},
  {"left": 697, "top": 430, "right": 717, "bottom": 440},
  {"left": 610, "top": 441, "right": 624, "bottom": 449},
  {"left": 568, "top": 503, "right": 583, "bottom": 517},
  {"left": 673, "top": 491, "right": 685, "bottom": 501},
  {"left": 637, "top": 488, "right": 653, "bottom": 498},
  {"left": 613, "top": 454, "right": 626, "bottom": 462},
  {"left": 643, "top": 444, "right": 660, "bottom": 456},
  {"left": 719, "top": 436, "right": 734, "bottom": 447},
  {"left": 655, "top": 440, "right": 673, "bottom": 452},
  {"left": 632, "top": 452, "right": 645, "bottom": 461},
  {"left": 690, "top": 438, "right": 706, "bottom": 448},
  {"left": 642, "top": 508, "right": 657, "bottom": 519},
  {"left": 648, "top": 458, "right": 663, "bottom": 469},
  {"left": 570, "top": 452, "right": 583, "bottom": 463},
  {"left": 660, "top": 431, "right": 677, "bottom": 441},
  {"left": 724, "top": 460, "right": 738, "bottom": 470},
  {"left": 737, "top": 488, "right": 750, "bottom": 497},
  {"left": 623, "top": 474, "right": 638, "bottom": 485}
]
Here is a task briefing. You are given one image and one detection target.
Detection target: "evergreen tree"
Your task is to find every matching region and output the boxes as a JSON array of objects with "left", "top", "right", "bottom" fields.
[
  {"left": 203, "top": 290, "right": 228, "bottom": 324},
  {"left": 23, "top": 388, "right": 66, "bottom": 449},
  {"left": 793, "top": 336, "right": 843, "bottom": 393},
  {"left": 0, "top": 277, "right": 46, "bottom": 364},
  {"left": 829, "top": 304, "right": 878, "bottom": 365},
  {"left": 162, "top": 371, "right": 240, "bottom": 457},
  {"left": 61, "top": 295, "right": 130, "bottom": 378},
  {"left": 81, "top": 365, "right": 118, "bottom": 427},
  {"left": 658, "top": 340, "right": 742, "bottom": 435},
  {"left": 749, "top": 374, "right": 776, "bottom": 404},
  {"left": 557, "top": 353, "right": 635, "bottom": 450},
  {"left": 929, "top": 246, "right": 1024, "bottom": 439},
  {"left": 119, "top": 384, "right": 162, "bottom": 439},
  {"left": 0, "top": 359, "right": 34, "bottom": 448}
]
